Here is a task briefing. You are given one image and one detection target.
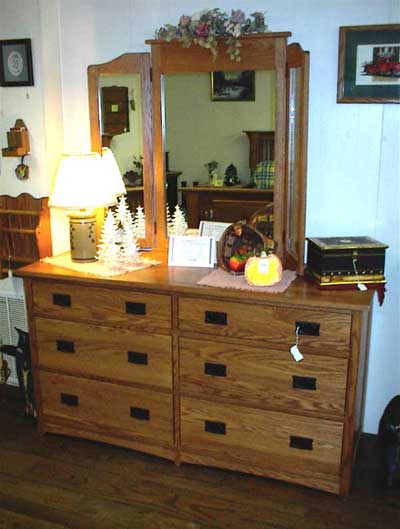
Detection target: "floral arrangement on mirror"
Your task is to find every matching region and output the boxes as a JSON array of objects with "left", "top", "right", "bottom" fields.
[{"left": 155, "top": 9, "right": 267, "bottom": 61}]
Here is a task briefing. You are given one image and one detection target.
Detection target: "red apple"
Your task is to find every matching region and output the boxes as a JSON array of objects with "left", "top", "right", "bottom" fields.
[{"left": 228, "top": 254, "right": 246, "bottom": 272}]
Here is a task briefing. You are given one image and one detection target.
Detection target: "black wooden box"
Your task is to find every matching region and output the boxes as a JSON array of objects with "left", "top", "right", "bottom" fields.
[{"left": 306, "top": 236, "right": 388, "bottom": 286}]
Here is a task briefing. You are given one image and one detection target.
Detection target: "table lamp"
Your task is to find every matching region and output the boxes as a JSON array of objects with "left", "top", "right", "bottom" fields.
[
  {"left": 49, "top": 151, "right": 126, "bottom": 262},
  {"left": 100, "top": 147, "right": 126, "bottom": 196}
]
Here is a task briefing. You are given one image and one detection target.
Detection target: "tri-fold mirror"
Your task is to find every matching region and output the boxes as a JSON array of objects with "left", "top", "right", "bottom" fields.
[
  {"left": 87, "top": 53, "right": 154, "bottom": 246},
  {"left": 88, "top": 32, "right": 309, "bottom": 273}
]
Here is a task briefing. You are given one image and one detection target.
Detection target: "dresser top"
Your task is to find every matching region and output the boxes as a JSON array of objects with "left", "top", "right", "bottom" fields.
[{"left": 17, "top": 256, "right": 375, "bottom": 313}]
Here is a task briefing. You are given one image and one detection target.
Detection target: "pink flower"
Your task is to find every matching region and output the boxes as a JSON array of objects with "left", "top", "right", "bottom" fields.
[
  {"left": 179, "top": 15, "right": 191, "bottom": 28},
  {"left": 194, "top": 22, "right": 209, "bottom": 38},
  {"left": 231, "top": 10, "right": 245, "bottom": 25}
]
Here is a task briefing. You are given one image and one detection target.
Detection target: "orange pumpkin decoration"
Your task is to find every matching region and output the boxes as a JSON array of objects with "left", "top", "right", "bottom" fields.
[{"left": 244, "top": 251, "right": 283, "bottom": 286}]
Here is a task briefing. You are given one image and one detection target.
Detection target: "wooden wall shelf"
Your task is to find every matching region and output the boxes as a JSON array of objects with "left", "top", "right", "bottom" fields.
[
  {"left": 1, "top": 119, "right": 30, "bottom": 158},
  {"left": 0, "top": 194, "right": 52, "bottom": 277}
]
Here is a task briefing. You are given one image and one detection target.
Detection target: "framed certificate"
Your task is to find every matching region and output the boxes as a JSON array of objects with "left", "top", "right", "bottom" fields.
[
  {"left": 199, "top": 221, "right": 231, "bottom": 241},
  {"left": 168, "top": 236, "right": 215, "bottom": 267}
]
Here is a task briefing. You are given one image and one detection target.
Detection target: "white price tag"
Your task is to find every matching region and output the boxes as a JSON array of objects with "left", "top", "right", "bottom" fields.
[
  {"left": 290, "top": 344, "right": 304, "bottom": 362},
  {"left": 357, "top": 283, "right": 368, "bottom": 291},
  {"left": 258, "top": 260, "right": 269, "bottom": 274}
]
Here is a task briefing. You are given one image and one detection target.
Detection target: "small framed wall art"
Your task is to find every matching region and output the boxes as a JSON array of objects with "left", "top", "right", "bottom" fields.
[
  {"left": 211, "top": 70, "right": 255, "bottom": 102},
  {"left": 0, "top": 39, "right": 34, "bottom": 87},
  {"left": 337, "top": 24, "right": 400, "bottom": 103}
]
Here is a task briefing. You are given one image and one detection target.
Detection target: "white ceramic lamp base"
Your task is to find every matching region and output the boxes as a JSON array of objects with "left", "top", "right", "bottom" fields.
[{"left": 69, "top": 212, "right": 97, "bottom": 262}]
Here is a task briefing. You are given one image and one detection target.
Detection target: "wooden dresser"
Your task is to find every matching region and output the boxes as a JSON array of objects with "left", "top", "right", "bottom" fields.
[
  {"left": 18, "top": 260, "right": 373, "bottom": 495},
  {"left": 178, "top": 186, "right": 274, "bottom": 228}
]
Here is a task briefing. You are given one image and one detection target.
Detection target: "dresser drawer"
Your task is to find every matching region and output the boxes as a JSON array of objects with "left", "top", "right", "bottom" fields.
[
  {"left": 181, "top": 397, "right": 343, "bottom": 486},
  {"left": 178, "top": 297, "right": 351, "bottom": 356},
  {"left": 180, "top": 338, "right": 347, "bottom": 420},
  {"left": 32, "top": 281, "right": 171, "bottom": 330},
  {"left": 40, "top": 371, "right": 173, "bottom": 443},
  {"left": 35, "top": 318, "right": 172, "bottom": 389}
]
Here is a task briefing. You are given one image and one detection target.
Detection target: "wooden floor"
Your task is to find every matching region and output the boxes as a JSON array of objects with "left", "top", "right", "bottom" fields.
[{"left": 0, "top": 388, "right": 399, "bottom": 529}]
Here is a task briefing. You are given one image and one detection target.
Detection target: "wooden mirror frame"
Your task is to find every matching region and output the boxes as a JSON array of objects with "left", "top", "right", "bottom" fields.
[
  {"left": 285, "top": 43, "right": 309, "bottom": 273},
  {"left": 146, "top": 33, "right": 309, "bottom": 273},
  {"left": 87, "top": 53, "right": 154, "bottom": 248}
]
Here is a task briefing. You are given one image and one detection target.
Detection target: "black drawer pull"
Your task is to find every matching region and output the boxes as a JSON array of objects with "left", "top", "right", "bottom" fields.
[
  {"left": 292, "top": 375, "right": 317, "bottom": 391},
  {"left": 53, "top": 293, "right": 71, "bottom": 307},
  {"left": 290, "top": 435, "right": 313, "bottom": 451},
  {"left": 130, "top": 406, "right": 150, "bottom": 421},
  {"left": 60, "top": 393, "right": 79, "bottom": 406},
  {"left": 56, "top": 340, "right": 75, "bottom": 353},
  {"left": 205, "top": 311, "right": 227, "bottom": 326},
  {"left": 295, "top": 321, "right": 320, "bottom": 336},
  {"left": 204, "top": 362, "right": 227, "bottom": 377},
  {"left": 205, "top": 420, "right": 226, "bottom": 435},
  {"left": 126, "top": 302, "right": 146, "bottom": 315},
  {"left": 128, "top": 351, "right": 148, "bottom": 365}
]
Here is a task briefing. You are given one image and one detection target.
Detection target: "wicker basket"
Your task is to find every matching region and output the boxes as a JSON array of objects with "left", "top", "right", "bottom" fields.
[
  {"left": 249, "top": 202, "right": 274, "bottom": 238},
  {"left": 218, "top": 222, "right": 270, "bottom": 275}
]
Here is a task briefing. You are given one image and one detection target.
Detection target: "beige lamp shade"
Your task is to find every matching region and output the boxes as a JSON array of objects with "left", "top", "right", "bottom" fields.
[
  {"left": 49, "top": 152, "right": 124, "bottom": 210},
  {"left": 100, "top": 147, "right": 126, "bottom": 198}
]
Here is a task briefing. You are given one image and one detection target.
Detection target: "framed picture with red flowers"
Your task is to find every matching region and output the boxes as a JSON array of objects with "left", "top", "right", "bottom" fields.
[{"left": 337, "top": 24, "right": 400, "bottom": 103}]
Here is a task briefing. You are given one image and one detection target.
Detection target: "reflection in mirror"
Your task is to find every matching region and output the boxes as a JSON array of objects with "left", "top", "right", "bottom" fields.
[
  {"left": 99, "top": 73, "right": 144, "bottom": 211},
  {"left": 287, "top": 68, "right": 301, "bottom": 257},
  {"left": 163, "top": 70, "right": 276, "bottom": 229},
  {"left": 88, "top": 53, "right": 153, "bottom": 247},
  {"left": 148, "top": 34, "right": 308, "bottom": 271}
]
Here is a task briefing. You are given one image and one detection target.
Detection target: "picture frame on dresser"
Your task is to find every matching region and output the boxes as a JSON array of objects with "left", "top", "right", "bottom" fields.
[{"left": 337, "top": 24, "right": 400, "bottom": 103}]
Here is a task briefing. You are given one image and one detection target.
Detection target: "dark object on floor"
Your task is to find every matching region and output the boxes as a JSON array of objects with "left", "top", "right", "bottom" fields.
[
  {"left": 0, "top": 328, "right": 35, "bottom": 417},
  {"left": 378, "top": 395, "right": 400, "bottom": 489}
]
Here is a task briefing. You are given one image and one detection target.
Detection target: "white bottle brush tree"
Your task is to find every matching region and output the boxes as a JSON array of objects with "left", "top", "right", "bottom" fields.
[
  {"left": 166, "top": 204, "right": 174, "bottom": 236},
  {"left": 120, "top": 210, "right": 139, "bottom": 264},
  {"left": 116, "top": 196, "right": 139, "bottom": 264},
  {"left": 97, "top": 209, "right": 121, "bottom": 269},
  {"left": 134, "top": 205, "right": 146, "bottom": 239},
  {"left": 171, "top": 204, "right": 188, "bottom": 236},
  {"left": 115, "top": 196, "right": 130, "bottom": 237}
]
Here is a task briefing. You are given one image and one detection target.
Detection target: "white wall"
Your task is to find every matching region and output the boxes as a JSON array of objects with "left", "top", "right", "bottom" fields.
[
  {"left": 0, "top": 0, "right": 399, "bottom": 433},
  {"left": 0, "top": 0, "right": 49, "bottom": 197}
]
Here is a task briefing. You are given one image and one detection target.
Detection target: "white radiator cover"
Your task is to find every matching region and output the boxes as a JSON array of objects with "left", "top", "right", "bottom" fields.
[{"left": 0, "top": 275, "right": 28, "bottom": 386}]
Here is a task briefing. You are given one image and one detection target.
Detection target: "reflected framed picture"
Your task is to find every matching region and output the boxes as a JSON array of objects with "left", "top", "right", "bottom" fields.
[
  {"left": 337, "top": 24, "right": 400, "bottom": 103},
  {"left": 211, "top": 70, "right": 255, "bottom": 101},
  {"left": 0, "top": 39, "right": 34, "bottom": 87}
]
